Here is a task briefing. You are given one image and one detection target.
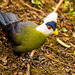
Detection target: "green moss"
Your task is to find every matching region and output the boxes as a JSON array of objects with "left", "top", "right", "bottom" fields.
[
  {"left": 5, "top": 71, "right": 11, "bottom": 75},
  {"left": 31, "top": 68, "right": 45, "bottom": 75}
]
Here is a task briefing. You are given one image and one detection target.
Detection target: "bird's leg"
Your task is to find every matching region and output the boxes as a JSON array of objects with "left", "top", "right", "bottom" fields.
[
  {"left": 20, "top": 50, "right": 36, "bottom": 62},
  {"left": 20, "top": 56, "right": 26, "bottom": 62},
  {"left": 19, "top": 52, "right": 29, "bottom": 62},
  {"left": 29, "top": 50, "right": 36, "bottom": 59},
  {"left": 26, "top": 50, "right": 36, "bottom": 75}
]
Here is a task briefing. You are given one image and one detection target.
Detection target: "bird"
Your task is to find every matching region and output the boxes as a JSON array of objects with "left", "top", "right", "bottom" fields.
[
  {"left": 0, "top": 0, "right": 64, "bottom": 57},
  {"left": 0, "top": 10, "right": 58, "bottom": 56}
]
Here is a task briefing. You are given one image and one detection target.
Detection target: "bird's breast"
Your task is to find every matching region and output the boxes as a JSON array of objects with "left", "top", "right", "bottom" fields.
[{"left": 15, "top": 25, "right": 47, "bottom": 52}]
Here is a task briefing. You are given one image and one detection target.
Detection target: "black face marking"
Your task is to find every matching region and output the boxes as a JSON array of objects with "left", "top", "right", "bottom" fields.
[{"left": 46, "top": 21, "right": 56, "bottom": 31}]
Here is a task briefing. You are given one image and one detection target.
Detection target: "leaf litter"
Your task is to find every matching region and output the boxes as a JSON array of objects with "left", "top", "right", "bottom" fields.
[{"left": 0, "top": 0, "right": 75, "bottom": 75}]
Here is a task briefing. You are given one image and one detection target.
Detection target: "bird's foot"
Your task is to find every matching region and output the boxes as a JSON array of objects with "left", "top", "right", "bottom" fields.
[
  {"left": 20, "top": 56, "right": 26, "bottom": 62},
  {"left": 17, "top": 50, "right": 36, "bottom": 63}
]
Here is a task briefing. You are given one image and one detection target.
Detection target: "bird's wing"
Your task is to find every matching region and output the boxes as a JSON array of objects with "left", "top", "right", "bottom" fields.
[
  {"left": 0, "top": 10, "right": 20, "bottom": 26},
  {"left": 2, "top": 21, "right": 38, "bottom": 45}
]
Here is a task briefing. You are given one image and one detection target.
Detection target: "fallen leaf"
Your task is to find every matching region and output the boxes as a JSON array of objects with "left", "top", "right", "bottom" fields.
[{"left": 63, "top": 33, "right": 69, "bottom": 36}]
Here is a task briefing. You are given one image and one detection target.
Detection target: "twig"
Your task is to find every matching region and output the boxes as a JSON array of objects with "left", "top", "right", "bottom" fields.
[
  {"left": 70, "top": 43, "right": 75, "bottom": 48},
  {"left": 45, "top": 54, "right": 74, "bottom": 68},
  {"left": 54, "top": 2, "right": 73, "bottom": 21},
  {"left": 26, "top": 63, "right": 30, "bottom": 75},
  {"left": 19, "top": 0, "right": 45, "bottom": 16},
  {"left": 54, "top": 0, "right": 64, "bottom": 12},
  {"left": 26, "top": 50, "right": 36, "bottom": 75},
  {"left": 0, "top": 64, "right": 7, "bottom": 69},
  {"left": 30, "top": 11, "right": 44, "bottom": 22}
]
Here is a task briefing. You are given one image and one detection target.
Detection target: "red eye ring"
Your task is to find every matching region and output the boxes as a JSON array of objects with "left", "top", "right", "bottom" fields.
[{"left": 47, "top": 25, "right": 52, "bottom": 29}]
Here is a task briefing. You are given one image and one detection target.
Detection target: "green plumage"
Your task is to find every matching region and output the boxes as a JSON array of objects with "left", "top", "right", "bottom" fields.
[
  {"left": 13, "top": 22, "right": 47, "bottom": 53},
  {"left": 0, "top": 10, "right": 58, "bottom": 56}
]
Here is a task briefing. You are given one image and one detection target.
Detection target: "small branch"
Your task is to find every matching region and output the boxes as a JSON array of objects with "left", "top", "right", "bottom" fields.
[
  {"left": 0, "top": 64, "right": 7, "bottom": 69},
  {"left": 26, "top": 63, "right": 30, "bottom": 75},
  {"left": 26, "top": 50, "right": 36, "bottom": 75},
  {"left": 19, "top": 0, "right": 45, "bottom": 16},
  {"left": 54, "top": 0, "right": 64, "bottom": 12},
  {"left": 70, "top": 43, "right": 75, "bottom": 48},
  {"left": 45, "top": 54, "right": 74, "bottom": 68}
]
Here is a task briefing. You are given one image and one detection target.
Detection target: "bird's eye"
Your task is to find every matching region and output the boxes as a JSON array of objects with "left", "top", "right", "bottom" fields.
[{"left": 47, "top": 25, "right": 52, "bottom": 29}]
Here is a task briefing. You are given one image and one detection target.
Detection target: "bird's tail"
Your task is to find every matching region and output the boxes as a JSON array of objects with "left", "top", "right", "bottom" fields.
[{"left": 0, "top": 10, "right": 20, "bottom": 26}]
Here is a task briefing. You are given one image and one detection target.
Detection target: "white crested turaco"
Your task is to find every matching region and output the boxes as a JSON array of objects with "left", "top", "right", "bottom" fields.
[{"left": 0, "top": 0, "right": 64, "bottom": 58}]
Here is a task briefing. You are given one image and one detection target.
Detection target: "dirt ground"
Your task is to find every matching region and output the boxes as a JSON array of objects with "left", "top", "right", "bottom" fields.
[{"left": 0, "top": 0, "right": 75, "bottom": 75}]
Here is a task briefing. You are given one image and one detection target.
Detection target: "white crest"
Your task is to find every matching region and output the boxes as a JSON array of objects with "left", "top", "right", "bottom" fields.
[
  {"left": 36, "top": 12, "right": 58, "bottom": 35},
  {"left": 44, "top": 12, "right": 58, "bottom": 23}
]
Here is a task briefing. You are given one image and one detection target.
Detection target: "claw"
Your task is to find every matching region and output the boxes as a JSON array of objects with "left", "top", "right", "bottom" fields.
[{"left": 20, "top": 56, "right": 26, "bottom": 62}]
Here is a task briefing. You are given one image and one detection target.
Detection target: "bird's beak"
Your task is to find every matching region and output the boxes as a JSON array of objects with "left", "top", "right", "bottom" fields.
[{"left": 53, "top": 28, "right": 58, "bottom": 35}]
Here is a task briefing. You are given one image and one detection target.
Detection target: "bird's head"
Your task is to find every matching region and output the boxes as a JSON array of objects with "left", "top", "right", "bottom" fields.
[
  {"left": 45, "top": 21, "right": 58, "bottom": 35},
  {"left": 36, "top": 12, "right": 58, "bottom": 36}
]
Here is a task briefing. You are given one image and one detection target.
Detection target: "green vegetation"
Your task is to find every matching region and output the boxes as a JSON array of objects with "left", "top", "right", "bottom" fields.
[
  {"left": 62, "top": 0, "right": 75, "bottom": 17},
  {"left": 31, "top": 0, "right": 41, "bottom": 8}
]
